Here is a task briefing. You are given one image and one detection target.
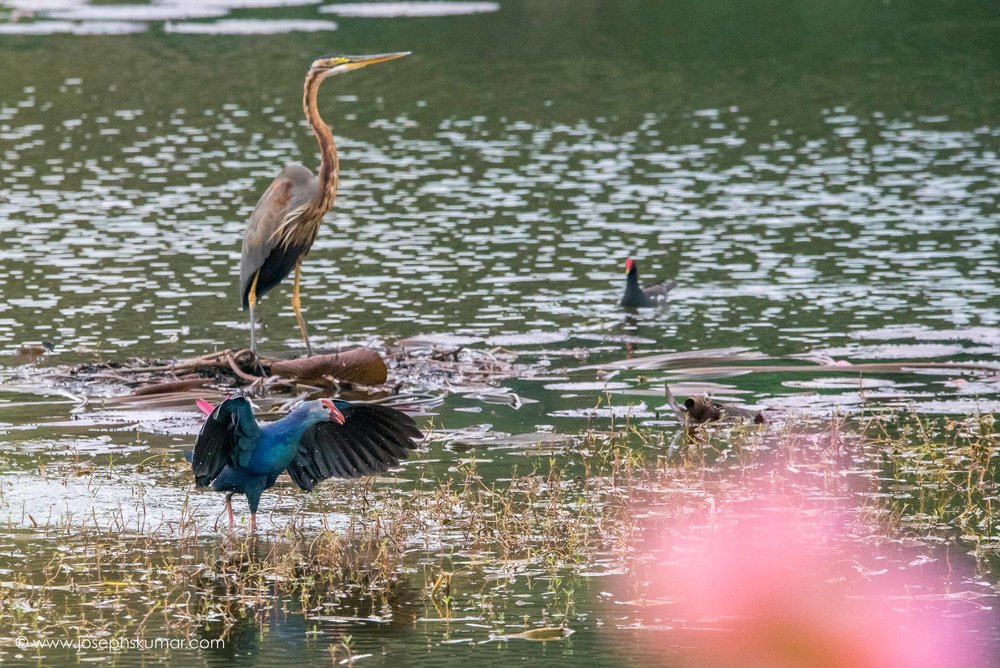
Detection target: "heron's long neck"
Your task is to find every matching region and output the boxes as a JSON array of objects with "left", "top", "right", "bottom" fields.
[{"left": 303, "top": 69, "right": 340, "bottom": 221}]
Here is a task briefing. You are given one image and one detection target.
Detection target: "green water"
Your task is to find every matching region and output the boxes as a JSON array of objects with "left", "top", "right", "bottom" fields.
[{"left": 0, "top": 0, "right": 999, "bottom": 664}]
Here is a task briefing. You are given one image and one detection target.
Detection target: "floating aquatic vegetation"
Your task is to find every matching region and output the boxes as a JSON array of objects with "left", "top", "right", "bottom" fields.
[
  {"left": 865, "top": 411, "right": 1000, "bottom": 551},
  {"left": 388, "top": 340, "right": 528, "bottom": 393}
]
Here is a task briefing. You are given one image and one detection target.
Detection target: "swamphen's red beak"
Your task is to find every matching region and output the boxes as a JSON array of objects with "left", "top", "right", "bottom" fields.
[{"left": 320, "top": 398, "right": 346, "bottom": 425}]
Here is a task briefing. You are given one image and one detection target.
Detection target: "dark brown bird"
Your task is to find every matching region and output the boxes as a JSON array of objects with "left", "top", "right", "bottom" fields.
[
  {"left": 240, "top": 52, "right": 409, "bottom": 356},
  {"left": 682, "top": 396, "right": 765, "bottom": 425},
  {"left": 14, "top": 341, "right": 54, "bottom": 361},
  {"left": 621, "top": 257, "right": 676, "bottom": 308},
  {"left": 664, "top": 385, "right": 765, "bottom": 426}
]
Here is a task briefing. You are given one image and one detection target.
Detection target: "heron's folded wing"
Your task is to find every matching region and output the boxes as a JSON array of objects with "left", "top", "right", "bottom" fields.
[
  {"left": 239, "top": 165, "right": 318, "bottom": 308},
  {"left": 191, "top": 397, "right": 261, "bottom": 487},
  {"left": 286, "top": 403, "right": 423, "bottom": 491}
]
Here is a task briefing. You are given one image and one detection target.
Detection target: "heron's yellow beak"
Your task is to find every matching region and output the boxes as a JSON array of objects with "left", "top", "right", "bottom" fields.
[{"left": 342, "top": 52, "right": 410, "bottom": 71}]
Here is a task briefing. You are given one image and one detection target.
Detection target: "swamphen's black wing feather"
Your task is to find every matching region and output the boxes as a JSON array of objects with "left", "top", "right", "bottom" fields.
[
  {"left": 287, "top": 402, "right": 423, "bottom": 491},
  {"left": 191, "top": 397, "right": 261, "bottom": 487}
]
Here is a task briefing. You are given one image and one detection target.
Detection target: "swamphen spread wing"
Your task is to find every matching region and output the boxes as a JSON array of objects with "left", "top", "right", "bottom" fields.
[
  {"left": 286, "top": 401, "right": 423, "bottom": 491},
  {"left": 192, "top": 397, "right": 261, "bottom": 487}
]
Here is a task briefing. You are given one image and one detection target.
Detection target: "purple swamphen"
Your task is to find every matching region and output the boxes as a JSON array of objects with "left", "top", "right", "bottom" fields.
[{"left": 191, "top": 397, "right": 422, "bottom": 532}]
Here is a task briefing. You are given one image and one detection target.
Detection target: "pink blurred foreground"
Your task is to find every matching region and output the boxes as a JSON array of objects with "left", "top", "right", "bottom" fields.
[{"left": 621, "top": 499, "right": 993, "bottom": 667}]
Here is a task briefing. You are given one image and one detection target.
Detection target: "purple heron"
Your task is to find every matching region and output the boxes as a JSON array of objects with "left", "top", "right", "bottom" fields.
[{"left": 240, "top": 52, "right": 409, "bottom": 355}]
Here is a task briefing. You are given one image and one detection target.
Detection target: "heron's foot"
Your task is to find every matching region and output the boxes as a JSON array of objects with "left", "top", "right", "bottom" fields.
[
  {"left": 233, "top": 348, "right": 269, "bottom": 377},
  {"left": 250, "top": 357, "right": 269, "bottom": 377}
]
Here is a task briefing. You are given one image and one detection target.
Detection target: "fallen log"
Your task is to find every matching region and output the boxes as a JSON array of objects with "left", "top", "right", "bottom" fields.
[
  {"left": 269, "top": 349, "right": 387, "bottom": 385},
  {"left": 132, "top": 377, "right": 211, "bottom": 396},
  {"left": 81, "top": 348, "right": 390, "bottom": 397}
]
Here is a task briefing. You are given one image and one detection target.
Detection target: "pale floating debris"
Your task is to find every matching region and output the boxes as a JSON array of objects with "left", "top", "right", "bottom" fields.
[
  {"left": 398, "top": 333, "right": 483, "bottom": 347},
  {"left": 3, "top": 0, "right": 80, "bottom": 10},
  {"left": 815, "top": 343, "right": 984, "bottom": 360},
  {"left": 452, "top": 431, "right": 572, "bottom": 450},
  {"left": 310, "top": 615, "right": 387, "bottom": 623},
  {"left": 340, "top": 653, "right": 373, "bottom": 663},
  {"left": 486, "top": 331, "right": 567, "bottom": 346},
  {"left": 501, "top": 626, "right": 574, "bottom": 641},
  {"left": 45, "top": 5, "right": 227, "bottom": 21},
  {"left": 578, "top": 566, "right": 628, "bottom": 577},
  {"left": 583, "top": 346, "right": 766, "bottom": 371},
  {"left": 574, "top": 332, "right": 658, "bottom": 345},
  {"left": 663, "top": 382, "right": 751, "bottom": 396},
  {"left": 465, "top": 390, "right": 524, "bottom": 409},
  {"left": 782, "top": 377, "right": 899, "bottom": 390},
  {"left": 884, "top": 398, "right": 1000, "bottom": 414},
  {"left": 367, "top": 476, "right": 410, "bottom": 485},
  {"left": 0, "top": 20, "right": 147, "bottom": 34},
  {"left": 614, "top": 597, "right": 676, "bottom": 607},
  {"left": 543, "top": 381, "right": 631, "bottom": 391},
  {"left": 850, "top": 325, "right": 1000, "bottom": 347},
  {"left": 321, "top": 1, "right": 499, "bottom": 18},
  {"left": 180, "top": 0, "right": 321, "bottom": 7},
  {"left": 551, "top": 402, "right": 651, "bottom": 419},
  {"left": 165, "top": 18, "right": 339, "bottom": 34}
]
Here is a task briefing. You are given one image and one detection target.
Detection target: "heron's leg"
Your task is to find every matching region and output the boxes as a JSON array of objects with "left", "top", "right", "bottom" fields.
[
  {"left": 292, "top": 260, "right": 313, "bottom": 356},
  {"left": 248, "top": 272, "right": 259, "bottom": 356},
  {"left": 225, "top": 493, "right": 235, "bottom": 531}
]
